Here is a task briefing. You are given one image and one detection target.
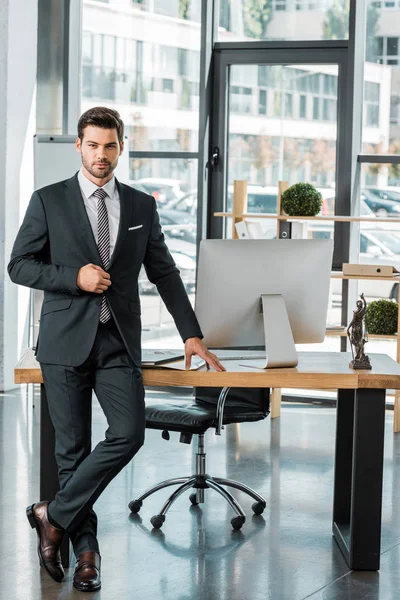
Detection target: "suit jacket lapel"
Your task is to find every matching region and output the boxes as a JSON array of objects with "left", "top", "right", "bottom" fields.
[
  {"left": 108, "top": 179, "right": 132, "bottom": 270},
  {"left": 64, "top": 173, "right": 103, "bottom": 264},
  {"left": 64, "top": 174, "right": 132, "bottom": 269}
]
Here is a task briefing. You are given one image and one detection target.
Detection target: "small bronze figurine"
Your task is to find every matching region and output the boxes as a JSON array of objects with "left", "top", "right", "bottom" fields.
[{"left": 347, "top": 292, "right": 372, "bottom": 370}]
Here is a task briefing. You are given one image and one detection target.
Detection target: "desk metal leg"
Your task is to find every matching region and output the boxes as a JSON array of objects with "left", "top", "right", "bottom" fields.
[
  {"left": 40, "top": 384, "right": 70, "bottom": 567},
  {"left": 333, "top": 388, "right": 385, "bottom": 570}
]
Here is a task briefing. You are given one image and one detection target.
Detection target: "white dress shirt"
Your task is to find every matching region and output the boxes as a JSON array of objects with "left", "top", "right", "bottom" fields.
[{"left": 77, "top": 168, "right": 120, "bottom": 259}]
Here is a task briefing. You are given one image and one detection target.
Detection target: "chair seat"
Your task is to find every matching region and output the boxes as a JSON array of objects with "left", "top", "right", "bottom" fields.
[{"left": 145, "top": 400, "right": 267, "bottom": 434}]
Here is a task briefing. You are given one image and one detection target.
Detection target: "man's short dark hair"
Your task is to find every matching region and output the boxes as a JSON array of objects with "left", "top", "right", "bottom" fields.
[{"left": 77, "top": 107, "right": 124, "bottom": 144}]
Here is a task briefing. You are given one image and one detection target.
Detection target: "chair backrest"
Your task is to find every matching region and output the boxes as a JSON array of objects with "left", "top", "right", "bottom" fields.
[{"left": 194, "top": 387, "right": 270, "bottom": 415}]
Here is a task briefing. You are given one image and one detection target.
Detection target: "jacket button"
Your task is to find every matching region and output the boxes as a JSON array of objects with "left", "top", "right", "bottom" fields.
[{"left": 96, "top": 299, "right": 102, "bottom": 306}]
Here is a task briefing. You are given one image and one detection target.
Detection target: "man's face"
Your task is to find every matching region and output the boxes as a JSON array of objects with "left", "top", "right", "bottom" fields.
[{"left": 76, "top": 126, "right": 124, "bottom": 180}]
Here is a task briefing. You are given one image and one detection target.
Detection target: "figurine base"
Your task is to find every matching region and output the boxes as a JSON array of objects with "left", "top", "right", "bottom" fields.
[{"left": 349, "top": 355, "right": 372, "bottom": 370}]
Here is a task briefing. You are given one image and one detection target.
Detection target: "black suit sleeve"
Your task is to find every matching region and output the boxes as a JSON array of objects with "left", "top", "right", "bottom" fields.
[
  {"left": 143, "top": 198, "right": 203, "bottom": 342},
  {"left": 7, "top": 191, "right": 81, "bottom": 295}
]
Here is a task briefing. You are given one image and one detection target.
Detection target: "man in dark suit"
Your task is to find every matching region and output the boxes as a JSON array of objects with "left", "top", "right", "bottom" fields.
[{"left": 8, "top": 106, "right": 224, "bottom": 592}]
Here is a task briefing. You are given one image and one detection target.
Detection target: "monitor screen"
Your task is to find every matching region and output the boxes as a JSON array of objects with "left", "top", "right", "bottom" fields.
[{"left": 195, "top": 239, "right": 333, "bottom": 349}]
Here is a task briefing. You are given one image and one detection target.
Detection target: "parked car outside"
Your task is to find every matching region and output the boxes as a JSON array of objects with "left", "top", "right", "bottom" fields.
[
  {"left": 165, "top": 237, "right": 196, "bottom": 256},
  {"left": 138, "top": 250, "right": 196, "bottom": 295},
  {"left": 166, "top": 185, "right": 337, "bottom": 216},
  {"left": 157, "top": 208, "right": 196, "bottom": 243},
  {"left": 309, "top": 203, "right": 400, "bottom": 299},
  {"left": 125, "top": 181, "right": 148, "bottom": 194},
  {"left": 226, "top": 185, "right": 335, "bottom": 215},
  {"left": 138, "top": 237, "right": 197, "bottom": 295},
  {"left": 130, "top": 178, "right": 190, "bottom": 205},
  {"left": 165, "top": 189, "right": 197, "bottom": 216},
  {"left": 363, "top": 187, "right": 400, "bottom": 203},
  {"left": 361, "top": 189, "right": 400, "bottom": 217}
]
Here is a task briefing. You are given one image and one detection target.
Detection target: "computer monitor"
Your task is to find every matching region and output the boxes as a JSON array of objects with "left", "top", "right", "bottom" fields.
[{"left": 195, "top": 239, "right": 334, "bottom": 368}]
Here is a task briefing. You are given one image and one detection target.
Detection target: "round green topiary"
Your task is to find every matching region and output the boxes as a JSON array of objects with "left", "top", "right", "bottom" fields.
[
  {"left": 365, "top": 298, "right": 398, "bottom": 335},
  {"left": 281, "top": 182, "right": 323, "bottom": 217}
]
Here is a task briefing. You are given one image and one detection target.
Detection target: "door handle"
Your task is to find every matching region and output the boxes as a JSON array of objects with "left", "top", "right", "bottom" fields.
[{"left": 210, "top": 146, "right": 220, "bottom": 170}]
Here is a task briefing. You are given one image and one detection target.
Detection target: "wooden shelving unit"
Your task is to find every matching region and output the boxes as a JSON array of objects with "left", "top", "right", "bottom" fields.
[
  {"left": 214, "top": 180, "right": 400, "bottom": 431},
  {"left": 326, "top": 330, "right": 397, "bottom": 339},
  {"left": 215, "top": 212, "right": 400, "bottom": 224}
]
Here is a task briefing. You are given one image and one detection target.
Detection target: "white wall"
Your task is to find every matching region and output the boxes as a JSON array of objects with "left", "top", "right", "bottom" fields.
[{"left": 0, "top": 0, "right": 37, "bottom": 390}]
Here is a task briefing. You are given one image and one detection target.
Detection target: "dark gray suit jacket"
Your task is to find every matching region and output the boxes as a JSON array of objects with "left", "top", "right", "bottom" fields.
[{"left": 8, "top": 173, "right": 203, "bottom": 367}]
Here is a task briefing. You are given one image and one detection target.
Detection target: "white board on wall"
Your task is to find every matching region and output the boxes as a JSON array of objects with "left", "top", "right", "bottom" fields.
[
  {"left": 31, "top": 134, "right": 130, "bottom": 345},
  {"left": 34, "top": 135, "right": 81, "bottom": 189},
  {"left": 33, "top": 134, "right": 130, "bottom": 189}
]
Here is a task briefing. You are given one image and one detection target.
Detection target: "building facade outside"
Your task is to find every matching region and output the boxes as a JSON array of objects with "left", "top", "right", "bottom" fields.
[
  {"left": 82, "top": 0, "right": 397, "bottom": 192},
  {"left": 80, "top": 0, "right": 400, "bottom": 349}
]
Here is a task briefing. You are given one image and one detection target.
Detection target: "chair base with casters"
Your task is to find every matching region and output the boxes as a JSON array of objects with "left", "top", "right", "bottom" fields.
[{"left": 128, "top": 386, "right": 269, "bottom": 530}]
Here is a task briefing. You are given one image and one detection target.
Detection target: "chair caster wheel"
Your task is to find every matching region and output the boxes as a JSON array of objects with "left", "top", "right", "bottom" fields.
[
  {"left": 151, "top": 515, "right": 165, "bottom": 529},
  {"left": 189, "top": 493, "right": 199, "bottom": 505},
  {"left": 231, "top": 516, "right": 245, "bottom": 530},
  {"left": 128, "top": 500, "right": 143, "bottom": 514},
  {"left": 252, "top": 501, "right": 266, "bottom": 515}
]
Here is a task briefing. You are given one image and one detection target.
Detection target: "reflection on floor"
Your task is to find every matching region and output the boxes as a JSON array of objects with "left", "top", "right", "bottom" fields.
[{"left": 1, "top": 386, "right": 400, "bottom": 600}]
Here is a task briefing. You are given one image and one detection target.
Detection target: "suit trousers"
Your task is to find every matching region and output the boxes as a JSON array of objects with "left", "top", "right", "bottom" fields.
[{"left": 40, "top": 318, "right": 145, "bottom": 557}]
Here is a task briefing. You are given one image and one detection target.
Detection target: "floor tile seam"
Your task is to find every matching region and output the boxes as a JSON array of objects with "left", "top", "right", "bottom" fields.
[
  {"left": 299, "top": 571, "right": 352, "bottom": 600},
  {"left": 379, "top": 538, "right": 400, "bottom": 556}
]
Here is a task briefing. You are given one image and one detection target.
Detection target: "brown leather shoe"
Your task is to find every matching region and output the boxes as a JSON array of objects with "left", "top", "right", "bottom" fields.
[
  {"left": 73, "top": 551, "right": 101, "bottom": 592},
  {"left": 26, "top": 501, "right": 65, "bottom": 582}
]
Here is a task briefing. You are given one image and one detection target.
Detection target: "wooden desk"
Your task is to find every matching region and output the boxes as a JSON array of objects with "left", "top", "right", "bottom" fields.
[{"left": 15, "top": 349, "right": 400, "bottom": 571}]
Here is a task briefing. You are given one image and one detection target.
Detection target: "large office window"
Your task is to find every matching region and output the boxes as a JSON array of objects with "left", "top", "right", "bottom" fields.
[
  {"left": 348, "top": 2, "right": 400, "bottom": 371},
  {"left": 219, "top": 0, "right": 350, "bottom": 41},
  {"left": 224, "top": 62, "right": 338, "bottom": 329},
  {"left": 82, "top": 29, "right": 201, "bottom": 151},
  {"left": 226, "top": 64, "right": 338, "bottom": 229},
  {"left": 81, "top": 0, "right": 201, "bottom": 349},
  {"left": 363, "top": 3, "right": 400, "bottom": 151}
]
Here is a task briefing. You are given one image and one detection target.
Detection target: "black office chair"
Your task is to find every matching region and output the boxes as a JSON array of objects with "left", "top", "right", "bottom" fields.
[{"left": 128, "top": 386, "right": 270, "bottom": 530}]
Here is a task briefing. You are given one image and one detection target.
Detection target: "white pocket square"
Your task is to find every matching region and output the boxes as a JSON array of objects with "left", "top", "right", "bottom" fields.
[{"left": 128, "top": 225, "right": 143, "bottom": 231}]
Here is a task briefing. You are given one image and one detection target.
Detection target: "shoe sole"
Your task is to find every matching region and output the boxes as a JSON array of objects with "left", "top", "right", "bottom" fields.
[
  {"left": 73, "top": 581, "right": 101, "bottom": 592},
  {"left": 26, "top": 504, "right": 64, "bottom": 583}
]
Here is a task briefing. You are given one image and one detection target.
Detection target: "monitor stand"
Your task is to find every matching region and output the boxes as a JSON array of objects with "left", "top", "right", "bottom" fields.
[{"left": 260, "top": 294, "right": 298, "bottom": 369}]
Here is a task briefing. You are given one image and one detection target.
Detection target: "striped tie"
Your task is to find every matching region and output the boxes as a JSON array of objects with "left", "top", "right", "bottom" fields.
[{"left": 93, "top": 187, "right": 112, "bottom": 323}]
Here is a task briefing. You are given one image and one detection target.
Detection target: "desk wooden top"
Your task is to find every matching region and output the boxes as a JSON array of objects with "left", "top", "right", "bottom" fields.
[{"left": 14, "top": 348, "right": 400, "bottom": 390}]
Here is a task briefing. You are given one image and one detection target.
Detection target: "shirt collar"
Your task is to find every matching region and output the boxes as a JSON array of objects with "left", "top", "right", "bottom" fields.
[{"left": 78, "top": 168, "right": 116, "bottom": 200}]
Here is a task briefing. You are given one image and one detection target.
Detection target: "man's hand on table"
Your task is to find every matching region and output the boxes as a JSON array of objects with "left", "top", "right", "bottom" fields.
[{"left": 184, "top": 337, "right": 226, "bottom": 371}]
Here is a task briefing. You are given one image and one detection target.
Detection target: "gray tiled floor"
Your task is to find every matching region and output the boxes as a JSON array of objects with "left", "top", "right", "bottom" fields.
[{"left": 1, "top": 386, "right": 400, "bottom": 600}]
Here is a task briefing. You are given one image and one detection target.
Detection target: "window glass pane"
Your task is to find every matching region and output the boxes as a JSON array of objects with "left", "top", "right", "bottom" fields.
[
  {"left": 313, "top": 97, "right": 319, "bottom": 119},
  {"left": 348, "top": 163, "right": 400, "bottom": 363},
  {"left": 351, "top": 7, "right": 400, "bottom": 366},
  {"left": 299, "top": 94, "right": 307, "bottom": 118},
  {"left": 116, "top": 37, "right": 125, "bottom": 72},
  {"left": 93, "top": 34, "right": 102, "bottom": 64},
  {"left": 103, "top": 35, "right": 115, "bottom": 69},
  {"left": 218, "top": 0, "right": 350, "bottom": 41},
  {"left": 226, "top": 64, "right": 338, "bottom": 242},
  {"left": 387, "top": 37, "right": 399, "bottom": 55},
  {"left": 82, "top": 0, "right": 201, "bottom": 151},
  {"left": 127, "top": 158, "right": 199, "bottom": 346},
  {"left": 377, "top": 36, "right": 384, "bottom": 56},
  {"left": 363, "top": 10, "right": 400, "bottom": 151},
  {"left": 285, "top": 93, "right": 293, "bottom": 117},
  {"left": 259, "top": 89, "right": 267, "bottom": 115},
  {"left": 81, "top": 3, "right": 200, "bottom": 349},
  {"left": 82, "top": 32, "right": 92, "bottom": 63},
  {"left": 129, "top": 158, "right": 198, "bottom": 349},
  {"left": 258, "top": 65, "right": 268, "bottom": 87}
]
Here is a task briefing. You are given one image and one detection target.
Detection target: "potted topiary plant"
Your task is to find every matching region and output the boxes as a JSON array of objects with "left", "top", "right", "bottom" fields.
[
  {"left": 281, "top": 182, "right": 323, "bottom": 217},
  {"left": 365, "top": 298, "right": 398, "bottom": 335}
]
